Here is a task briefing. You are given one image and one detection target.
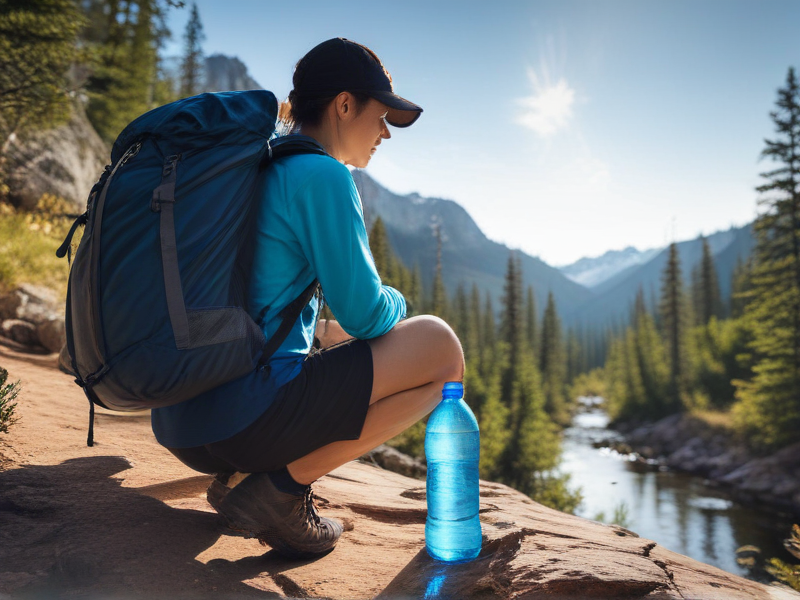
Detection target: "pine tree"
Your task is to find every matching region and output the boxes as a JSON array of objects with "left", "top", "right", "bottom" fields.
[
  {"left": 0, "top": 0, "right": 83, "bottom": 190},
  {"left": 496, "top": 358, "right": 558, "bottom": 489},
  {"left": 500, "top": 252, "right": 523, "bottom": 369},
  {"left": 525, "top": 285, "right": 537, "bottom": 356},
  {"left": 659, "top": 242, "right": 690, "bottom": 412},
  {"left": 409, "top": 264, "right": 422, "bottom": 317},
  {"left": 539, "top": 291, "right": 570, "bottom": 424},
  {"left": 368, "top": 217, "right": 392, "bottom": 279},
  {"left": 431, "top": 224, "right": 448, "bottom": 321},
  {"left": 633, "top": 289, "right": 671, "bottom": 417},
  {"left": 565, "top": 328, "right": 582, "bottom": 385},
  {"left": 689, "top": 262, "right": 703, "bottom": 326},
  {"left": 695, "top": 236, "right": 724, "bottom": 325},
  {"left": 469, "top": 283, "right": 482, "bottom": 349},
  {"left": 734, "top": 67, "right": 800, "bottom": 448},
  {"left": 83, "top": 0, "right": 175, "bottom": 143},
  {"left": 730, "top": 255, "right": 755, "bottom": 319},
  {"left": 453, "top": 283, "right": 474, "bottom": 357},
  {"left": 179, "top": 1, "right": 204, "bottom": 97},
  {"left": 482, "top": 292, "right": 496, "bottom": 366},
  {"left": 464, "top": 362, "right": 507, "bottom": 478}
]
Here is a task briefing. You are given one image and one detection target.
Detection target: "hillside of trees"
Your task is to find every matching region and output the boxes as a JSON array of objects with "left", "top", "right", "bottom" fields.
[
  {"left": 604, "top": 68, "right": 800, "bottom": 452},
  {"left": 365, "top": 218, "right": 589, "bottom": 512}
]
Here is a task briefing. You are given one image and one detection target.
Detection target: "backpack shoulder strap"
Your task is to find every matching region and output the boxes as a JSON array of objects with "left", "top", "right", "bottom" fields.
[
  {"left": 256, "top": 134, "right": 328, "bottom": 368},
  {"left": 261, "top": 134, "right": 327, "bottom": 167},
  {"left": 258, "top": 279, "right": 320, "bottom": 367}
]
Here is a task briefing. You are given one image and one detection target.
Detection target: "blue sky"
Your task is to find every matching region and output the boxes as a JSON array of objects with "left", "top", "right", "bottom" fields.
[{"left": 165, "top": 0, "right": 799, "bottom": 267}]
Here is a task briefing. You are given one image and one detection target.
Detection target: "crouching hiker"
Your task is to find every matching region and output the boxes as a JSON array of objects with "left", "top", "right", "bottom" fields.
[
  {"left": 155, "top": 39, "right": 463, "bottom": 558},
  {"left": 61, "top": 37, "right": 462, "bottom": 559}
]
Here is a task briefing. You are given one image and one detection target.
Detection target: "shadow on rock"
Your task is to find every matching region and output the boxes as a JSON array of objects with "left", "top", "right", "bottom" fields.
[
  {"left": 0, "top": 456, "right": 288, "bottom": 599},
  {"left": 375, "top": 531, "right": 530, "bottom": 600}
]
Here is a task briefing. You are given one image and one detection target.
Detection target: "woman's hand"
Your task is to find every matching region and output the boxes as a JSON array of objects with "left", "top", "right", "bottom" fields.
[{"left": 315, "top": 319, "right": 353, "bottom": 349}]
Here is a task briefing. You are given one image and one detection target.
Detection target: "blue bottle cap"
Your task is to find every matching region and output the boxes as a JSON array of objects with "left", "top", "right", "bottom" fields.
[{"left": 442, "top": 381, "right": 463, "bottom": 398}]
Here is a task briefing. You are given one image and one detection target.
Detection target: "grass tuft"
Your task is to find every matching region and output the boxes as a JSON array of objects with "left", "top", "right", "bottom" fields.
[{"left": 0, "top": 195, "right": 79, "bottom": 300}]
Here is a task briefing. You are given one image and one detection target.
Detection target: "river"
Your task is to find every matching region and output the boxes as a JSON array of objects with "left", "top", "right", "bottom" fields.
[{"left": 557, "top": 397, "right": 796, "bottom": 579}]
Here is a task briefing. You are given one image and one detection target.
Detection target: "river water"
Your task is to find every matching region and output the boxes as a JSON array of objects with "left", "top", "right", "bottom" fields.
[{"left": 557, "top": 397, "right": 796, "bottom": 579}]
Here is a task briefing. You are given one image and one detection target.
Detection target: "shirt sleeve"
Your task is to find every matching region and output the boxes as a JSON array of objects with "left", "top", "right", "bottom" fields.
[{"left": 287, "top": 159, "right": 406, "bottom": 339}]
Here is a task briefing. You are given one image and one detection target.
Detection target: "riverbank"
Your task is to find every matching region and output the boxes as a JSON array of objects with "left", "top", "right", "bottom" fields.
[{"left": 609, "top": 413, "right": 800, "bottom": 518}]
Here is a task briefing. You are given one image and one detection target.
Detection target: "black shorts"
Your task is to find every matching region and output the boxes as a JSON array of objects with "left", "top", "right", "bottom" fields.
[{"left": 167, "top": 338, "right": 373, "bottom": 474}]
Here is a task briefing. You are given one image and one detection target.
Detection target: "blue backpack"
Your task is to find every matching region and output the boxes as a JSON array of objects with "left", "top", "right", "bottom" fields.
[{"left": 57, "top": 90, "right": 325, "bottom": 445}]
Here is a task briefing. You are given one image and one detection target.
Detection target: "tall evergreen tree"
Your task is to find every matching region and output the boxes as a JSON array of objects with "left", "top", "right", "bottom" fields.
[
  {"left": 482, "top": 292, "right": 496, "bottom": 357},
  {"left": 659, "top": 242, "right": 690, "bottom": 412},
  {"left": 0, "top": 0, "right": 83, "bottom": 189},
  {"left": 500, "top": 252, "right": 523, "bottom": 366},
  {"left": 565, "top": 329, "right": 582, "bottom": 385},
  {"left": 464, "top": 359, "right": 507, "bottom": 478},
  {"left": 408, "top": 263, "right": 422, "bottom": 317},
  {"left": 179, "top": 1, "right": 204, "bottom": 97},
  {"left": 431, "top": 224, "right": 448, "bottom": 320},
  {"left": 83, "top": 0, "right": 175, "bottom": 143},
  {"left": 453, "top": 283, "right": 474, "bottom": 357},
  {"left": 734, "top": 67, "right": 800, "bottom": 448},
  {"left": 539, "top": 291, "right": 569, "bottom": 424},
  {"left": 633, "top": 289, "right": 670, "bottom": 416},
  {"left": 497, "top": 360, "right": 560, "bottom": 492},
  {"left": 730, "top": 255, "right": 755, "bottom": 319},
  {"left": 468, "top": 283, "right": 482, "bottom": 348},
  {"left": 525, "top": 285, "right": 537, "bottom": 356},
  {"left": 689, "top": 262, "right": 703, "bottom": 326},
  {"left": 368, "top": 217, "right": 392, "bottom": 279},
  {"left": 697, "top": 236, "right": 724, "bottom": 324}
]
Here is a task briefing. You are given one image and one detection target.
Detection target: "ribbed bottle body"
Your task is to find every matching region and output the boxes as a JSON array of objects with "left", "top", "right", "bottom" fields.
[{"left": 425, "top": 383, "right": 481, "bottom": 562}]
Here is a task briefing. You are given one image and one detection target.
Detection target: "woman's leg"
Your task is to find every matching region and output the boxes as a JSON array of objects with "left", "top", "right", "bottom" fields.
[{"left": 287, "top": 315, "right": 464, "bottom": 484}]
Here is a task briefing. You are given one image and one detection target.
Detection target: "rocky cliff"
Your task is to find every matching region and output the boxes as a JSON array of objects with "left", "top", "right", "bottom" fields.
[
  {"left": 0, "top": 347, "right": 797, "bottom": 599},
  {"left": 4, "top": 102, "right": 108, "bottom": 212}
]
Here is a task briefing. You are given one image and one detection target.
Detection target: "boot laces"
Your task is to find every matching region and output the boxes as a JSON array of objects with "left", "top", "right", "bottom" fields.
[{"left": 303, "top": 487, "right": 321, "bottom": 526}]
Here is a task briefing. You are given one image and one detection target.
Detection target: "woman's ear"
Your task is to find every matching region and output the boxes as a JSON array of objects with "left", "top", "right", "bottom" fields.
[{"left": 334, "top": 91, "right": 353, "bottom": 121}]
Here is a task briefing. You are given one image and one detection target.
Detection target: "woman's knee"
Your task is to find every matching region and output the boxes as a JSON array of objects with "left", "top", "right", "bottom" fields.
[
  {"left": 368, "top": 315, "right": 464, "bottom": 402},
  {"left": 406, "top": 315, "right": 464, "bottom": 380}
]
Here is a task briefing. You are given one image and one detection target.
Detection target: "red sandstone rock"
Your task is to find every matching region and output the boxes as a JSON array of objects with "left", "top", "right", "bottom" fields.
[{"left": 0, "top": 346, "right": 798, "bottom": 600}]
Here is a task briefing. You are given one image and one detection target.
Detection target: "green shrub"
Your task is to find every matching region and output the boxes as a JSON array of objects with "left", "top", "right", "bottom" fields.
[
  {"left": 0, "top": 367, "right": 20, "bottom": 434},
  {"left": 767, "top": 524, "right": 800, "bottom": 591},
  {"left": 594, "top": 501, "right": 632, "bottom": 529}
]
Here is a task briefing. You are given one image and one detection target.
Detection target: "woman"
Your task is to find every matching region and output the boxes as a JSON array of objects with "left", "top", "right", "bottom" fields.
[{"left": 154, "top": 38, "right": 464, "bottom": 558}]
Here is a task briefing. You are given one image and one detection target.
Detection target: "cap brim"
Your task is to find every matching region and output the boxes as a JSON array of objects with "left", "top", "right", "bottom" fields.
[{"left": 369, "top": 91, "right": 423, "bottom": 128}]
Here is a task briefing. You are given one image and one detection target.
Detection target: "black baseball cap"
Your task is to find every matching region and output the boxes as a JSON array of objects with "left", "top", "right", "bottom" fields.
[{"left": 293, "top": 38, "right": 423, "bottom": 128}]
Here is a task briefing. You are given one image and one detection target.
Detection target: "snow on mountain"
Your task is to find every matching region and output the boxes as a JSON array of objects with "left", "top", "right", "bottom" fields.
[{"left": 557, "top": 246, "right": 663, "bottom": 289}]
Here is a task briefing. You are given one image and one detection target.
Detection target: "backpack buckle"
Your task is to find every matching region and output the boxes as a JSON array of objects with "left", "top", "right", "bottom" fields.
[{"left": 151, "top": 155, "right": 180, "bottom": 212}]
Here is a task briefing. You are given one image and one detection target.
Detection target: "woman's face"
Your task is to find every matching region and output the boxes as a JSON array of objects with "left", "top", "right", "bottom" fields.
[{"left": 339, "top": 98, "right": 392, "bottom": 168}]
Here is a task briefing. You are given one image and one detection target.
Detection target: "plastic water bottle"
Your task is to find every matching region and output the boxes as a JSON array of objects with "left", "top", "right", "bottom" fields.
[{"left": 425, "top": 381, "right": 481, "bottom": 562}]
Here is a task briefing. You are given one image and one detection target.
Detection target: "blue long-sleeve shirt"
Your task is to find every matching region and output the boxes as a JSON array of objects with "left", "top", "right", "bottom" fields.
[{"left": 151, "top": 152, "right": 406, "bottom": 448}]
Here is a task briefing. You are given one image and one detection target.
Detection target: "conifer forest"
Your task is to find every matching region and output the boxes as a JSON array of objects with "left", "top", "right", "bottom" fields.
[{"left": 2, "top": 0, "right": 800, "bottom": 522}]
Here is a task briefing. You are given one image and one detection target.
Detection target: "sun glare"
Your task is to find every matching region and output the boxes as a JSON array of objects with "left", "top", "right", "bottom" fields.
[{"left": 517, "top": 68, "right": 575, "bottom": 137}]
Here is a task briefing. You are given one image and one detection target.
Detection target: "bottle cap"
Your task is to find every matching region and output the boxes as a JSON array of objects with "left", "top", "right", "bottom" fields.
[{"left": 442, "top": 381, "right": 464, "bottom": 398}]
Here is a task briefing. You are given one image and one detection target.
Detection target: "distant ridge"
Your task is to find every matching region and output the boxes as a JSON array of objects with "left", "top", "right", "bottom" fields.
[
  {"left": 352, "top": 170, "right": 755, "bottom": 331},
  {"left": 563, "top": 224, "right": 754, "bottom": 328},
  {"left": 352, "top": 170, "right": 597, "bottom": 324}
]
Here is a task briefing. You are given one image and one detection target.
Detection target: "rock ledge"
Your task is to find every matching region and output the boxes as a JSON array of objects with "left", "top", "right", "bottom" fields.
[{"left": 0, "top": 347, "right": 798, "bottom": 599}]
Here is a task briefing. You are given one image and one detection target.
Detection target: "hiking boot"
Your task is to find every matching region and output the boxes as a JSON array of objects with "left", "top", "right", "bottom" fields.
[{"left": 206, "top": 472, "right": 343, "bottom": 559}]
